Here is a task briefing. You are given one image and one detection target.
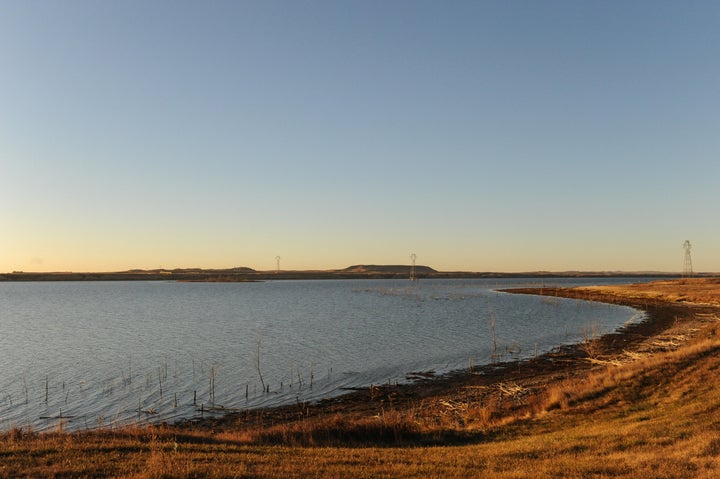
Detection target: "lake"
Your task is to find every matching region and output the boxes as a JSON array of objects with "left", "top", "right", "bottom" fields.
[{"left": 0, "top": 277, "right": 646, "bottom": 431}]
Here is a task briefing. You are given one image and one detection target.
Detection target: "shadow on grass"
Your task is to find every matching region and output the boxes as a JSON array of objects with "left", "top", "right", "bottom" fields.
[{"left": 246, "top": 424, "right": 492, "bottom": 448}]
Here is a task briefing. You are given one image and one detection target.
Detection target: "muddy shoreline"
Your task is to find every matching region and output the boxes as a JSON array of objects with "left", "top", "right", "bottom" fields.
[{"left": 180, "top": 286, "right": 720, "bottom": 436}]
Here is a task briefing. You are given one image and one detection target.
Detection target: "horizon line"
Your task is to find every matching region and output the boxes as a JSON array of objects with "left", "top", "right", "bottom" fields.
[{"left": 3, "top": 266, "right": 714, "bottom": 276}]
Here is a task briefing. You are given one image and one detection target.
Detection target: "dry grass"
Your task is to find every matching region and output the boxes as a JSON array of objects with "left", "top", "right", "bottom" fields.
[
  {"left": 4, "top": 279, "right": 720, "bottom": 478},
  {"left": 576, "top": 277, "right": 720, "bottom": 306}
]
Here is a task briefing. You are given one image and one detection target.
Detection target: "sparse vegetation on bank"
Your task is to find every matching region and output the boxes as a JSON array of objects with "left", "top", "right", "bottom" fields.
[{"left": 2, "top": 278, "right": 720, "bottom": 478}]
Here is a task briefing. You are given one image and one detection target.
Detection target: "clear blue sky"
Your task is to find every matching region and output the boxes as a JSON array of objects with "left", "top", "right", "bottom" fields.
[{"left": 1, "top": 0, "right": 719, "bottom": 272}]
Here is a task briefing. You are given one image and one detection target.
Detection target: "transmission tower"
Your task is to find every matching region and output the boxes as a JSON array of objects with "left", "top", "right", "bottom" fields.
[
  {"left": 409, "top": 253, "right": 417, "bottom": 281},
  {"left": 682, "top": 240, "right": 693, "bottom": 277},
  {"left": 275, "top": 256, "right": 281, "bottom": 273}
]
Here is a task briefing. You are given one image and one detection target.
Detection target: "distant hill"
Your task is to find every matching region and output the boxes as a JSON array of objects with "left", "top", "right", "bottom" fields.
[
  {"left": 170, "top": 267, "right": 257, "bottom": 274},
  {"left": 341, "top": 264, "right": 437, "bottom": 274}
]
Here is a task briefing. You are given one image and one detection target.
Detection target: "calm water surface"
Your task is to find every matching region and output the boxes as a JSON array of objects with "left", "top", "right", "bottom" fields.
[{"left": 0, "top": 278, "right": 647, "bottom": 431}]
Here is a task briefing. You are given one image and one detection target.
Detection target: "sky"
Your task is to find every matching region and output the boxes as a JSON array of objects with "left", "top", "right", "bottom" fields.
[{"left": 1, "top": 0, "right": 719, "bottom": 273}]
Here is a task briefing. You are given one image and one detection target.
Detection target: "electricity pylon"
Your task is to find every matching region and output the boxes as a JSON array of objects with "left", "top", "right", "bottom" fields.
[{"left": 682, "top": 240, "right": 693, "bottom": 277}]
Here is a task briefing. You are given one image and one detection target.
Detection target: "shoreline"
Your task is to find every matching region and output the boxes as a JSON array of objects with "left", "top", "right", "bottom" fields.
[
  {"left": 6, "top": 280, "right": 715, "bottom": 438},
  {"left": 0, "top": 278, "right": 672, "bottom": 435},
  {"left": 181, "top": 282, "right": 720, "bottom": 438},
  {"left": 4, "top": 279, "right": 720, "bottom": 477}
]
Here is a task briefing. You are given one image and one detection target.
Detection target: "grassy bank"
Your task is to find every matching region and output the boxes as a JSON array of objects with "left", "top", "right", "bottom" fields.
[{"left": 2, "top": 279, "right": 720, "bottom": 478}]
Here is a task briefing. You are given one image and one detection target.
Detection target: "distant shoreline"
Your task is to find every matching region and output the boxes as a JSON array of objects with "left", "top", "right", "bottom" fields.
[{"left": 0, "top": 267, "right": 697, "bottom": 282}]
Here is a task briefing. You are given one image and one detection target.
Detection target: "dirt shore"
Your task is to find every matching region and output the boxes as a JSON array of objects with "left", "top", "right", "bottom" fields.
[{"left": 183, "top": 278, "right": 720, "bottom": 441}]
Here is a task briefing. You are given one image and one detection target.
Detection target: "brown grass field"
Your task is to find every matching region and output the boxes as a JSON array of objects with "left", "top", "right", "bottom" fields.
[{"left": 3, "top": 278, "right": 720, "bottom": 478}]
